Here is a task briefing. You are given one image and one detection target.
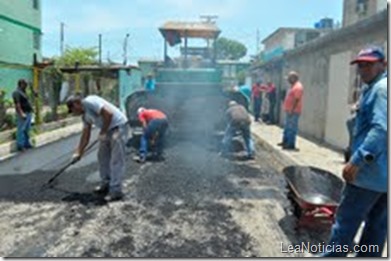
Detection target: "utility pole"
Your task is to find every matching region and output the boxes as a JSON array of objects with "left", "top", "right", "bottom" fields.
[
  {"left": 123, "top": 33, "right": 130, "bottom": 65},
  {"left": 60, "top": 22, "right": 65, "bottom": 56},
  {"left": 256, "top": 28, "right": 260, "bottom": 54},
  {"left": 98, "top": 34, "right": 102, "bottom": 65}
]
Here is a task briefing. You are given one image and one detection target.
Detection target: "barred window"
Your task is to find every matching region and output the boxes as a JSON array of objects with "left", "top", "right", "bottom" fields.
[
  {"left": 33, "top": 0, "right": 39, "bottom": 10},
  {"left": 33, "top": 32, "right": 41, "bottom": 50},
  {"left": 356, "top": 0, "right": 368, "bottom": 14}
]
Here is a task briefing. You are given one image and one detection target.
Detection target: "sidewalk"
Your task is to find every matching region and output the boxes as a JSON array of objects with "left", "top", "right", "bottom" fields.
[
  {"left": 250, "top": 119, "right": 387, "bottom": 258},
  {"left": 250, "top": 119, "right": 345, "bottom": 179},
  {"left": 0, "top": 122, "right": 83, "bottom": 161}
]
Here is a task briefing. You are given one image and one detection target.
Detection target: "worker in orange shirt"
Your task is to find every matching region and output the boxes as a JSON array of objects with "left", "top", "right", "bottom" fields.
[{"left": 136, "top": 107, "right": 168, "bottom": 163}]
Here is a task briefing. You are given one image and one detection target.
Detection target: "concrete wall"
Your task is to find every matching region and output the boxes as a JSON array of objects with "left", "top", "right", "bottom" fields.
[
  {"left": 343, "top": 0, "right": 386, "bottom": 27},
  {"left": 119, "top": 69, "right": 142, "bottom": 113},
  {"left": 0, "top": 0, "right": 42, "bottom": 64},
  {"left": 263, "top": 31, "right": 296, "bottom": 52},
  {"left": 253, "top": 10, "right": 387, "bottom": 149},
  {"left": 0, "top": 66, "right": 32, "bottom": 97},
  {"left": 0, "top": 0, "right": 42, "bottom": 98}
]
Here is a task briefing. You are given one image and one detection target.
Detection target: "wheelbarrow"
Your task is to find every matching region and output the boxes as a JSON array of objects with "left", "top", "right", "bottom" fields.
[{"left": 283, "top": 166, "right": 344, "bottom": 230}]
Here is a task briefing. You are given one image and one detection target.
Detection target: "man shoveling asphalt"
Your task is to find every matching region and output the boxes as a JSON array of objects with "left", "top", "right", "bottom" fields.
[{"left": 66, "top": 94, "right": 128, "bottom": 201}]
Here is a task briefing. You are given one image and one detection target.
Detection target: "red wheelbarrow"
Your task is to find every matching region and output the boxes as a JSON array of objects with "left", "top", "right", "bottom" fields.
[{"left": 283, "top": 166, "right": 344, "bottom": 230}]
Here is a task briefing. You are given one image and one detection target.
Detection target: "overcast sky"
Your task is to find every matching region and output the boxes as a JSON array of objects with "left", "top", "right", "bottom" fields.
[{"left": 42, "top": 0, "right": 343, "bottom": 64}]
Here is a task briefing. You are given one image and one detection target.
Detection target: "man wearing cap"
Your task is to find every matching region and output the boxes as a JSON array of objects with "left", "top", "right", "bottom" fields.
[
  {"left": 67, "top": 94, "right": 128, "bottom": 201},
  {"left": 221, "top": 100, "right": 255, "bottom": 160},
  {"left": 278, "top": 71, "right": 304, "bottom": 150},
  {"left": 144, "top": 74, "right": 156, "bottom": 93},
  {"left": 323, "top": 46, "right": 387, "bottom": 257},
  {"left": 12, "top": 79, "right": 34, "bottom": 152},
  {"left": 136, "top": 107, "right": 168, "bottom": 163}
]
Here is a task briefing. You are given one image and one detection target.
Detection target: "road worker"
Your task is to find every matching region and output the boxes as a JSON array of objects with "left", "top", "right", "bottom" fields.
[
  {"left": 66, "top": 94, "right": 128, "bottom": 201},
  {"left": 221, "top": 100, "right": 255, "bottom": 160},
  {"left": 135, "top": 107, "right": 168, "bottom": 163}
]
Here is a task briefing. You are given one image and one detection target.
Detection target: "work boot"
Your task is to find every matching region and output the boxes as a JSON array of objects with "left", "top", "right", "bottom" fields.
[
  {"left": 153, "top": 153, "right": 165, "bottom": 162},
  {"left": 104, "top": 191, "right": 124, "bottom": 202},
  {"left": 136, "top": 155, "right": 146, "bottom": 163},
  {"left": 246, "top": 154, "right": 255, "bottom": 160},
  {"left": 93, "top": 184, "right": 109, "bottom": 195}
]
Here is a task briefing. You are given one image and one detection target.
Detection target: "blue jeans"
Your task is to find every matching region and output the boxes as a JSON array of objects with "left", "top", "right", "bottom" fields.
[
  {"left": 140, "top": 119, "right": 168, "bottom": 157},
  {"left": 282, "top": 113, "right": 300, "bottom": 148},
  {"left": 16, "top": 113, "right": 33, "bottom": 150},
  {"left": 323, "top": 183, "right": 387, "bottom": 257},
  {"left": 253, "top": 97, "right": 262, "bottom": 121},
  {"left": 222, "top": 123, "right": 254, "bottom": 157}
]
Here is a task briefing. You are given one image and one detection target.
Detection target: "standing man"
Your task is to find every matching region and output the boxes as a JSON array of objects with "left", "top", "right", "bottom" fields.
[
  {"left": 144, "top": 73, "right": 156, "bottom": 93},
  {"left": 66, "top": 94, "right": 128, "bottom": 201},
  {"left": 278, "top": 71, "right": 303, "bottom": 150},
  {"left": 12, "top": 79, "right": 34, "bottom": 152},
  {"left": 323, "top": 46, "right": 387, "bottom": 257},
  {"left": 136, "top": 107, "right": 168, "bottom": 163},
  {"left": 266, "top": 81, "right": 277, "bottom": 124},
  {"left": 251, "top": 80, "right": 263, "bottom": 122},
  {"left": 221, "top": 101, "right": 255, "bottom": 160}
]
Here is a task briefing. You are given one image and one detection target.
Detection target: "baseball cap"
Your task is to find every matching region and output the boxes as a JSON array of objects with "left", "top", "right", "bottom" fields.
[
  {"left": 350, "top": 46, "right": 385, "bottom": 64},
  {"left": 228, "top": 100, "right": 237, "bottom": 107},
  {"left": 137, "top": 107, "right": 146, "bottom": 115}
]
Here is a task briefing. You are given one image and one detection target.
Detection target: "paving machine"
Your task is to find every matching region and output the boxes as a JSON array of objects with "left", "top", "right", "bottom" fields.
[{"left": 125, "top": 20, "right": 248, "bottom": 149}]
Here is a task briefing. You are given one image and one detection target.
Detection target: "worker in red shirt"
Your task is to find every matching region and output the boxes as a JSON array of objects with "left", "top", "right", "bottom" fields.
[{"left": 136, "top": 107, "right": 168, "bottom": 163}]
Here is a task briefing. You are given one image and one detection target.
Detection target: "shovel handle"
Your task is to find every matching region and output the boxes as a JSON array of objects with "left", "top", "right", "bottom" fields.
[{"left": 45, "top": 139, "right": 99, "bottom": 185}]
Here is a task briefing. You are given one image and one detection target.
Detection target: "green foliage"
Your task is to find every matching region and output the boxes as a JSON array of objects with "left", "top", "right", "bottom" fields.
[
  {"left": 3, "top": 114, "right": 16, "bottom": 129},
  {"left": 215, "top": 37, "right": 247, "bottom": 60},
  {"left": 57, "top": 104, "right": 69, "bottom": 116},
  {"left": 55, "top": 47, "right": 98, "bottom": 67},
  {"left": 4, "top": 98, "right": 13, "bottom": 109},
  {"left": 237, "top": 70, "right": 247, "bottom": 85}
]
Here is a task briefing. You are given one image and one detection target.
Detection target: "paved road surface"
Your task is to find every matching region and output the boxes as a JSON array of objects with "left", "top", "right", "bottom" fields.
[{"left": 0, "top": 133, "right": 327, "bottom": 257}]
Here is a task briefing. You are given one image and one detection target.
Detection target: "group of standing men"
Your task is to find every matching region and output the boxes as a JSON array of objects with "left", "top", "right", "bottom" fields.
[{"left": 232, "top": 45, "right": 387, "bottom": 257}]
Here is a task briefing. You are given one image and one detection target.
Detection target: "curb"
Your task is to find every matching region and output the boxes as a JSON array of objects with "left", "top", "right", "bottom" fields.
[
  {"left": 0, "top": 123, "right": 83, "bottom": 161},
  {"left": 251, "top": 130, "right": 303, "bottom": 171}
]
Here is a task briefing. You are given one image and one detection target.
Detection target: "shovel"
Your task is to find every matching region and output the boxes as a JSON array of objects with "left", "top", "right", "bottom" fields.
[{"left": 42, "top": 139, "right": 99, "bottom": 189}]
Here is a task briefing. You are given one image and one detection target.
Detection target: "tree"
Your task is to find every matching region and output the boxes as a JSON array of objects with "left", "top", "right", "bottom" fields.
[
  {"left": 215, "top": 37, "right": 247, "bottom": 60},
  {"left": 55, "top": 47, "right": 98, "bottom": 67},
  {"left": 43, "top": 47, "right": 98, "bottom": 120}
]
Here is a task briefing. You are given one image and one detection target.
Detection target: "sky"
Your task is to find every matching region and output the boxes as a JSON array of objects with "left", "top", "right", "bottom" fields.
[{"left": 42, "top": 0, "right": 344, "bottom": 65}]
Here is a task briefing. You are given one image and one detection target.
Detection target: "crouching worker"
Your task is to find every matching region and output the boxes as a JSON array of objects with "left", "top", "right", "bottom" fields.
[
  {"left": 221, "top": 101, "right": 255, "bottom": 160},
  {"left": 66, "top": 94, "right": 128, "bottom": 201},
  {"left": 136, "top": 107, "right": 168, "bottom": 163}
]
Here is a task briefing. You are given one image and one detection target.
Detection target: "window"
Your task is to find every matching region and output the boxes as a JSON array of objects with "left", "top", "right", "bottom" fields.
[
  {"left": 33, "top": 32, "right": 41, "bottom": 50},
  {"left": 356, "top": 0, "right": 368, "bottom": 14},
  {"left": 33, "top": 0, "right": 39, "bottom": 10}
]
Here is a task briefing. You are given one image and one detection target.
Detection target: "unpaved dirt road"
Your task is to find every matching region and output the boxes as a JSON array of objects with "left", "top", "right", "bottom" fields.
[{"left": 0, "top": 133, "right": 328, "bottom": 257}]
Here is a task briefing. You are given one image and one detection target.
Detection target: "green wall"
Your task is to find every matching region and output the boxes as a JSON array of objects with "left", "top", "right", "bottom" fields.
[
  {"left": 0, "top": 65, "right": 32, "bottom": 98},
  {"left": 119, "top": 69, "right": 142, "bottom": 112},
  {"left": 0, "top": 0, "right": 41, "bottom": 98}
]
